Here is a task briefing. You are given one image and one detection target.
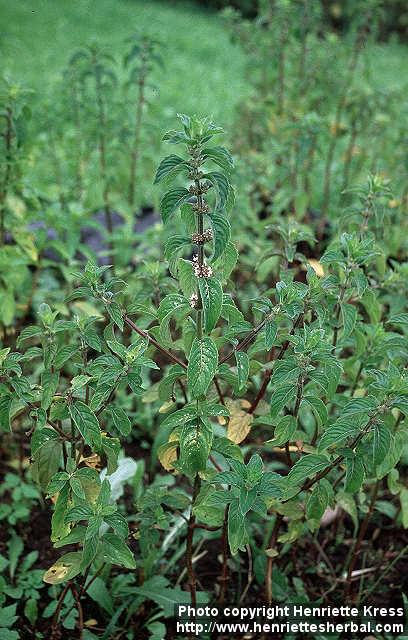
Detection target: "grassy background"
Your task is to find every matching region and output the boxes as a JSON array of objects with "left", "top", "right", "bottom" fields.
[
  {"left": 1, "top": 0, "right": 407, "bottom": 126},
  {"left": 0, "top": 0, "right": 248, "bottom": 129}
]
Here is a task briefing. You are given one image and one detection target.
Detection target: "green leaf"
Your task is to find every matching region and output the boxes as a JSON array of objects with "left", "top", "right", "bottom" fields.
[
  {"left": 47, "top": 472, "right": 69, "bottom": 496},
  {"left": 318, "top": 421, "right": 358, "bottom": 451},
  {"left": 265, "top": 321, "right": 278, "bottom": 350},
  {"left": 202, "top": 146, "right": 234, "bottom": 173},
  {"left": 215, "top": 241, "right": 238, "bottom": 280},
  {"left": 0, "top": 604, "right": 18, "bottom": 628},
  {"left": 100, "top": 533, "right": 136, "bottom": 569},
  {"left": 270, "top": 385, "right": 296, "bottom": 418},
  {"left": 106, "top": 302, "right": 123, "bottom": 331},
  {"left": 160, "top": 188, "right": 190, "bottom": 224},
  {"left": 204, "top": 172, "right": 230, "bottom": 209},
  {"left": 154, "top": 154, "right": 186, "bottom": 184},
  {"left": 306, "top": 481, "right": 330, "bottom": 523},
  {"left": 268, "top": 415, "right": 297, "bottom": 446},
  {"left": 101, "top": 435, "right": 120, "bottom": 474},
  {"left": 400, "top": 488, "right": 408, "bottom": 529},
  {"left": 211, "top": 436, "right": 243, "bottom": 462},
  {"left": 198, "top": 277, "right": 223, "bottom": 333},
  {"left": 228, "top": 500, "right": 248, "bottom": 555},
  {"left": 108, "top": 406, "right": 131, "bottom": 437},
  {"left": 69, "top": 401, "right": 101, "bottom": 448},
  {"left": 104, "top": 513, "right": 129, "bottom": 539},
  {"left": 177, "top": 259, "right": 197, "bottom": 298},
  {"left": 0, "top": 394, "right": 12, "bottom": 432},
  {"left": 302, "top": 396, "right": 328, "bottom": 427},
  {"left": 209, "top": 212, "right": 231, "bottom": 261},
  {"left": 41, "top": 370, "right": 59, "bottom": 410},
  {"left": 179, "top": 418, "right": 213, "bottom": 475},
  {"left": 340, "top": 303, "right": 357, "bottom": 339},
  {"left": 340, "top": 396, "right": 376, "bottom": 417},
  {"left": 187, "top": 337, "right": 218, "bottom": 398},
  {"left": 235, "top": 351, "right": 249, "bottom": 391},
  {"left": 344, "top": 455, "right": 365, "bottom": 492},
  {"left": 287, "top": 455, "right": 331, "bottom": 486},
  {"left": 133, "top": 575, "right": 209, "bottom": 618},
  {"left": 164, "top": 235, "right": 191, "bottom": 275},
  {"left": 372, "top": 422, "right": 391, "bottom": 467}
]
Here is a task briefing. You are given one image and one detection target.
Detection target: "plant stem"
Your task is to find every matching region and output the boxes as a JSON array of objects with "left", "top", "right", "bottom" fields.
[
  {"left": 186, "top": 474, "right": 201, "bottom": 606},
  {"left": 345, "top": 480, "right": 379, "bottom": 600},
  {"left": 321, "top": 23, "right": 367, "bottom": 217},
  {"left": 124, "top": 315, "right": 187, "bottom": 369},
  {"left": 265, "top": 514, "right": 283, "bottom": 604},
  {"left": 249, "top": 314, "right": 303, "bottom": 414},
  {"left": 0, "top": 106, "right": 13, "bottom": 245},
  {"left": 219, "top": 505, "right": 229, "bottom": 603},
  {"left": 128, "top": 56, "right": 146, "bottom": 207},
  {"left": 361, "top": 544, "right": 408, "bottom": 604}
]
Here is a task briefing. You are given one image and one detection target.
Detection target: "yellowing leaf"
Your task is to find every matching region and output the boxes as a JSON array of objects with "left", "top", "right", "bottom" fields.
[
  {"left": 226, "top": 399, "right": 253, "bottom": 444},
  {"left": 308, "top": 259, "right": 324, "bottom": 277},
  {"left": 43, "top": 552, "right": 82, "bottom": 584},
  {"left": 158, "top": 440, "right": 178, "bottom": 471}
]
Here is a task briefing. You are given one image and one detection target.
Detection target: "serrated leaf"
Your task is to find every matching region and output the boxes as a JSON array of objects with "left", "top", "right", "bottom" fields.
[
  {"left": 204, "top": 172, "right": 230, "bottom": 209},
  {"left": 268, "top": 415, "right": 297, "bottom": 446},
  {"left": 109, "top": 406, "right": 131, "bottom": 436},
  {"left": 302, "top": 396, "right": 328, "bottom": 427},
  {"left": 177, "top": 259, "right": 197, "bottom": 298},
  {"left": 100, "top": 533, "right": 136, "bottom": 569},
  {"left": 344, "top": 455, "right": 365, "bottom": 492},
  {"left": 160, "top": 188, "right": 190, "bottom": 224},
  {"left": 0, "top": 394, "right": 12, "bottom": 432},
  {"left": 235, "top": 351, "right": 249, "bottom": 391},
  {"left": 106, "top": 302, "right": 123, "bottom": 331},
  {"left": 270, "top": 385, "right": 296, "bottom": 418},
  {"left": 228, "top": 500, "right": 248, "bottom": 555},
  {"left": 69, "top": 401, "right": 101, "bottom": 448},
  {"left": 198, "top": 277, "right": 223, "bottom": 333},
  {"left": 372, "top": 422, "right": 391, "bottom": 467},
  {"left": 179, "top": 418, "right": 213, "bottom": 475},
  {"left": 318, "top": 421, "right": 358, "bottom": 451},
  {"left": 209, "top": 212, "right": 231, "bottom": 260},
  {"left": 202, "top": 146, "right": 234, "bottom": 173},
  {"left": 287, "top": 454, "right": 330, "bottom": 486},
  {"left": 154, "top": 154, "right": 186, "bottom": 184},
  {"left": 187, "top": 337, "right": 218, "bottom": 398},
  {"left": 265, "top": 320, "right": 278, "bottom": 350},
  {"left": 212, "top": 436, "right": 243, "bottom": 462},
  {"left": 215, "top": 241, "right": 238, "bottom": 280},
  {"left": 340, "top": 303, "right": 357, "bottom": 339}
]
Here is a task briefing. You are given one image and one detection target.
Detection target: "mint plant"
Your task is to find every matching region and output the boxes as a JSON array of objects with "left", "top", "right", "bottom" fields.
[
  {"left": 1, "top": 104, "right": 407, "bottom": 636},
  {"left": 123, "top": 34, "right": 163, "bottom": 208}
]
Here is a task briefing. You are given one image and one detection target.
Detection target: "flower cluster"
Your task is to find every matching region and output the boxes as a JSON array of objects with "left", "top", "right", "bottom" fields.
[
  {"left": 191, "top": 228, "right": 213, "bottom": 244},
  {"left": 192, "top": 254, "right": 213, "bottom": 278}
]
